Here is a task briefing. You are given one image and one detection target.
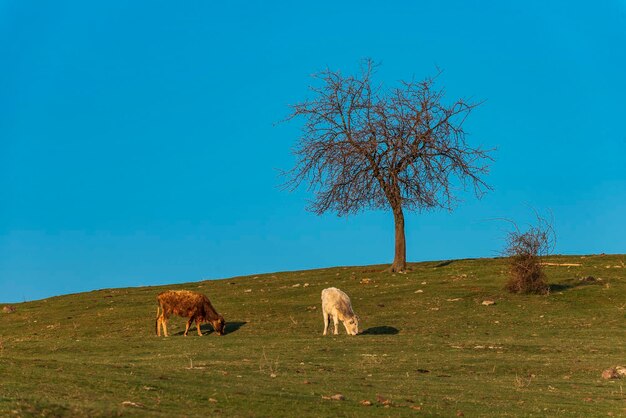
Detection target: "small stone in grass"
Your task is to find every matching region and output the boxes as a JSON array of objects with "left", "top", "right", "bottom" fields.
[
  {"left": 322, "top": 394, "right": 345, "bottom": 401},
  {"left": 602, "top": 367, "right": 626, "bottom": 379}
]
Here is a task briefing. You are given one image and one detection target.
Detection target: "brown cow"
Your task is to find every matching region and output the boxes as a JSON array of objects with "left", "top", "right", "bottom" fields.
[{"left": 156, "top": 290, "right": 225, "bottom": 337}]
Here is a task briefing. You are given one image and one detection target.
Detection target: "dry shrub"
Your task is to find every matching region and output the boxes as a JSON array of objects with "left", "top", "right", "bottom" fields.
[{"left": 503, "top": 213, "right": 555, "bottom": 294}]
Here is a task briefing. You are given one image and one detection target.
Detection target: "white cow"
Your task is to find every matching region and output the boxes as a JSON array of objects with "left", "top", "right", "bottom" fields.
[{"left": 321, "top": 287, "right": 359, "bottom": 336}]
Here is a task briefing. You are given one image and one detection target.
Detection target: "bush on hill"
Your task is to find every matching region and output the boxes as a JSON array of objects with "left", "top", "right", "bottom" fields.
[{"left": 504, "top": 213, "right": 555, "bottom": 294}]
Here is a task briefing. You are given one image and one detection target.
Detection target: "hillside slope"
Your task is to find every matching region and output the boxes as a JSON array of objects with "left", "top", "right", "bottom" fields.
[{"left": 1, "top": 255, "right": 625, "bottom": 417}]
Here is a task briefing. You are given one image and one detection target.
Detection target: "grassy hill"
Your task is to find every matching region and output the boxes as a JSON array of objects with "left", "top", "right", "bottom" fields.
[{"left": 1, "top": 254, "right": 625, "bottom": 417}]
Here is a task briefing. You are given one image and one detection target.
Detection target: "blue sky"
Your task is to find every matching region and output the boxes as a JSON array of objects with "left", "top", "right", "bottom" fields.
[{"left": 1, "top": 1, "right": 625, "bottom": 302}]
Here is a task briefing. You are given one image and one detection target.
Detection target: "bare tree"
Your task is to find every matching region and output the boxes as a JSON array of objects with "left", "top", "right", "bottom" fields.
[{"left": 283, "top": 60, "right": 493, "bottom": 272}]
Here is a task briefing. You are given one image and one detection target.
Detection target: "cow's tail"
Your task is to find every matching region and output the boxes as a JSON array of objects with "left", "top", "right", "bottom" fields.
[{"left": 155, "top": 306, "right": 161, "bottom": 336}]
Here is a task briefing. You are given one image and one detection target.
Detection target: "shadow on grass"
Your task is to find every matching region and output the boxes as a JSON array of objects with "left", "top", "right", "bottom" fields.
[
  {"left": 433, "top": 257, "right": 478, "bottom": 268},
  {"left": 224, "top": 321, "right": 247, "bottom": 334},
  {"left": 173, "top": 321, "right": 247, "bottom": 336},
  {"left": 549, "top": 277, "right": 600, "bottom": 292},
  {"left": 361, "top": 326, "right": 399, "bottom": 335}
]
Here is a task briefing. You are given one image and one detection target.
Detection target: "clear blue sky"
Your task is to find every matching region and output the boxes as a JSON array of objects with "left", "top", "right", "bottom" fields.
[{"left": 1, "top": 1, "right": 625, "bottom": 302}]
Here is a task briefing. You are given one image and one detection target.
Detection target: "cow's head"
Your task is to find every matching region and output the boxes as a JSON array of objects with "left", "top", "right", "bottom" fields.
[
  {"left": 344, "top": 315, "right": 360, "bottom": 335},
  {"left": 212, "top": 315, "right": 226, "bottom": 336}
]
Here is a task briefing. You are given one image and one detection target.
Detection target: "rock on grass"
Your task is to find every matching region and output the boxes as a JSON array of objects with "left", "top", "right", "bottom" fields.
[
  {"left": 602, "top": 366, "right": 626, "bottom": 379},
  {"left": 322, "top": 394, "right": 345, "bottom": 401}
]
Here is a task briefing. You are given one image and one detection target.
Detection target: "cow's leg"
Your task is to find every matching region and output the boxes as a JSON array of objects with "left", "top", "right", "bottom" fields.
[
  {"left": 322, "top": 309, "right": 330, "bottom": 335},
  {"left": 156, "top": 307, "right": 161, "bottom": 336},
  {"left": 196, "top": 320, "right": 203, "bottom": 336},
  {"left": 332, "top": 315, "right": 340, "bottom": 335},
  {"left": 162, "top": 317, "right": 169, "bottom": 337},
  {"left": 157, "top": 311, "right": 168, "bottom": 337},
  {"left": 184, "top": 317, "right": 194, "bottom": 336}
]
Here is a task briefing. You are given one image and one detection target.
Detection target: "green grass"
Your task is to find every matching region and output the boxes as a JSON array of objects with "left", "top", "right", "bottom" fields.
[{"left": 1, "top": 254, "right": 625, "bottom": 417}]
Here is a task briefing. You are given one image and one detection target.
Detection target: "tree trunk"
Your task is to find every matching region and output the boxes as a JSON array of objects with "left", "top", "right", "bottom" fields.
[{"left": 388, "top": 206, "right": 407, "bottom": 272}]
